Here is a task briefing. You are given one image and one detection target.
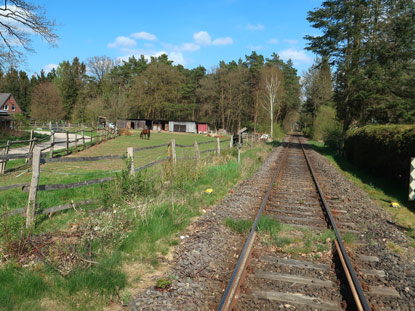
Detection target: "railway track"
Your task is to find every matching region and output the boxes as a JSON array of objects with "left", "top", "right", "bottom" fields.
[{"left": 218, "top": 135, "right": 399, "bottom": 311}]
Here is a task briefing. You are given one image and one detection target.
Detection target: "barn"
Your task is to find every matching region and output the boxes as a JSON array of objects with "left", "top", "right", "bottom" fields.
[
  {"left": 197, "top": 123, "right": 209, "bottom": 134},
  {"left": 152, "top": 120, "right": 169, "bottom": 131},
  {"left": 168, "top": 121, "right": 197, "bottom": 133},
  {"left": 116, "top": 119, "right": 152, "bottom": 130}
]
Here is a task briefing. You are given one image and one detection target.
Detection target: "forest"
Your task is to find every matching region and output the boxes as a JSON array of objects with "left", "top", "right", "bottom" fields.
[{"left": 0, "top": 51, "right": 301, "bottom": 135}]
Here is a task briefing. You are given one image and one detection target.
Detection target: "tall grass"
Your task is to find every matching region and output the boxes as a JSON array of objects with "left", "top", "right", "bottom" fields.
[{"left": 0, "top": 141, "right": 272, "bottom": 310}]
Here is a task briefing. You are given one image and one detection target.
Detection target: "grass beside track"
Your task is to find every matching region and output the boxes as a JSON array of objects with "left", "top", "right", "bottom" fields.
[
  {"left": 307, "top": 140, "right": 415, "bottom": 243},
  {"left": 0, "top": 132, "right": 272, "bottom": 311},
  {"left": 0, "top": 131, "right": 230, "bottom": 214}
]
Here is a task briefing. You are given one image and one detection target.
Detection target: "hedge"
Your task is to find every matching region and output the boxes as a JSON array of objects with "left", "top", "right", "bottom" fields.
[{"left": 344, "top": 124, "right": 415, "bottom": 188}]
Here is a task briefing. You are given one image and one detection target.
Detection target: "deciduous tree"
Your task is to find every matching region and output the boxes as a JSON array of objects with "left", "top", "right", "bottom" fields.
[{"left": 0, "top": 0, "right": 57, "bottom": 69}]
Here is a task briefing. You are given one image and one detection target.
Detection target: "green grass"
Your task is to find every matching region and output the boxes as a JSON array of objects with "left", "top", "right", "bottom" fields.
[
  {"left": 308, "top": 140, "right": 415, "bottom": 230},
  {"left": 0, "top": 131, "right": 49, "bottom": 148},
  {"left": 0, "top": 267, "right": 47, "bottom": 311},
  {"left": 0, "top": 134, "right": 272, "bottom": 310}
]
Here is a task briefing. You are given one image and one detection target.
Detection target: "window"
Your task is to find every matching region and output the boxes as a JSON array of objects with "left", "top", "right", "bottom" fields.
[
  {"left": 3, "top": 105, "right": 8, "bottom": 110},
  {"left": 12, "top": 106, "right": 15, "bottom": 111}
]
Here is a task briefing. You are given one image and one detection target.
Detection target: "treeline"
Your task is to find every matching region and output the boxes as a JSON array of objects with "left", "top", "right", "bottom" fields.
[
  {"left": 300, "top": 0, "right": 415, "bottom": 147},
  {"left": 0, "top": 52, "right": 301, "bottom": 134}
]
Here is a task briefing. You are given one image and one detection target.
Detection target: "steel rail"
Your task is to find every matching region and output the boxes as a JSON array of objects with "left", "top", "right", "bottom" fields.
[
  {"left": 298, "top": 137, "right": 371, "bottom": 311},
  {"left": 217, "top": 139, "right": 291, "bottom": 311}
]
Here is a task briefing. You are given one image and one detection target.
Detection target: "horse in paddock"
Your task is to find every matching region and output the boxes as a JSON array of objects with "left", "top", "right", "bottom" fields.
[{"left": 140, "top": 129, "right": 151, "bottom": 139}]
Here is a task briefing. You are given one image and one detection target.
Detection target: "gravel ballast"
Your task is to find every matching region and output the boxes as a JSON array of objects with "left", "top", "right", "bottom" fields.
[{"left": 129, "top": 141, "right": 415, "bottom": 310}]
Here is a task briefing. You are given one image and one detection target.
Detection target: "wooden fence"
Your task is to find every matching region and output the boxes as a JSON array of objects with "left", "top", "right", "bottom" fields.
[
  {"left": 0, "top": 135, "right": 260, "bottom": 229},
  {"left": 0, "top": 127, "right": 118, "bottom": 175}
]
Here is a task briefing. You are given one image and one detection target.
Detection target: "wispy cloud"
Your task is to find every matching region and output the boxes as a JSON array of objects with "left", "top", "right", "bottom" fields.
[
  {"left": 131, "top": 32, "right": 157, "bottom": 41},
  {"left": 267, "top": 38, "right": 279, "bottom": 44},
  {"left": 212, "top": 37, "right": 233, "bottom": 45},
  {"left": 279, "top": 48, "right": 312, "bottom": 64},
  {"left": 284, "top": 39, "right": 299, "bottom": 45},
  {"left": 107, "top": 36, "right": 136, "bottom": 48},
  {"left": 246, "top": 24, "right": 264, "bottom": 31},
  {"left": 163, "top": 42, "right": 200, "bottom": 52}
]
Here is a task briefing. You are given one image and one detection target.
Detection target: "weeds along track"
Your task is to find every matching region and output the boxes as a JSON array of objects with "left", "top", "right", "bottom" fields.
[{"left": 218, "top": 135, "right": 399, "bottom": 311}]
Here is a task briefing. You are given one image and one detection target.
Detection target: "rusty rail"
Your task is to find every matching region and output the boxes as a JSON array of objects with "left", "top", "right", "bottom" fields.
[
  {"left": 217, "top": 135, "right": 370, "bottom": 311},
  {"left": 217, "top": 139, "right": 291, "bottom": 311},
  {"left": 299, "top": 137, "right": 370, "bottom": 311}
]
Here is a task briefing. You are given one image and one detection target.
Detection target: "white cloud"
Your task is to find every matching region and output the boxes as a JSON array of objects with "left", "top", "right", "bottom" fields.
[
  {"left": 143, "top": 43, "right": 154, "bottom": 48},
  {"left": 268, "top": 38, "right": 279, "bottom": 44},
  {"left": 107, "top": 36, "right": 136, "bottom": 48},
  {"left": 279, "top": 48, "right": 312, "bottom": 63},
  {"left": 131, "top": 32, "right": 157, "bottom": 41},
  {"left": 42, "top": 64, "right": 58, "bottom": 73},
  {"left": 193, "top": 31, "right": 233, "bottom": 46},
  {"left": 212, "top": 37, "right": 233, "bottom": 45},
  {"left": 284, "top": 39, "right": 299, "bottom": 45},
  {"left": 193, "top": 31, "right": 211, "bottom": 45},
  {"left": 178, "top": 43, "right": 200, "bottom": 52},
  {"left": 162, "top": 42, "right": 200, "bottom": 52},
  {"left": 246, "top": 24, "right": 264, "bottom": 30}
]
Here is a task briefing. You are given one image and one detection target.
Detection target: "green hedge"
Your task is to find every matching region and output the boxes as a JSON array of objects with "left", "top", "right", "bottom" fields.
[{"left": 345, "top": 124, "right": 415, "bottom": 188}]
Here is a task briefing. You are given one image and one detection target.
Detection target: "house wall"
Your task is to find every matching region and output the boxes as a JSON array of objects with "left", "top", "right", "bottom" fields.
[{"left": 1, "top": 96, "right": 21, "bottom": 115}]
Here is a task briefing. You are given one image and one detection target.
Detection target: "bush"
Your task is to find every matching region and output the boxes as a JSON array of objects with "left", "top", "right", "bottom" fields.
[
  {"left": 344, "top": 124, "right": 415, "bottom": 188},
  {"left": 323, "top": 126, "right": 342, "bottom": 151}
]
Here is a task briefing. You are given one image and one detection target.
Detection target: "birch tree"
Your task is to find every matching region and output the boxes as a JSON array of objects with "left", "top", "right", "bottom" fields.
[{"left": 261, "top": 66, "right": 282, "bottom": 138}]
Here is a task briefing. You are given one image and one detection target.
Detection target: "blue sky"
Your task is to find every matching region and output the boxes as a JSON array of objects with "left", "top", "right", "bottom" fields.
[{"left": 25, "top": 0, "right": 322, "bottom": 76}]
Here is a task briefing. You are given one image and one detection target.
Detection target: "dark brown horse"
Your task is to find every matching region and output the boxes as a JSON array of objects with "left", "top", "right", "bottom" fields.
[{"left": 140, "top": 129, "right": 151, "bottom": 139}]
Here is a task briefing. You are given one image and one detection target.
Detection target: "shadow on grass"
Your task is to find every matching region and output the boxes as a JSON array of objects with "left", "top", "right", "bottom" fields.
[
  {"left": 265, "top": 140, "right": 280, "bottom": 147},
  {"left": 308, "top": 142, "right": 415, "bottom": 215}
]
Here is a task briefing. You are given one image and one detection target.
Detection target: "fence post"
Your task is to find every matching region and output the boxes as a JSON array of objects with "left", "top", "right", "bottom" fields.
[
  {"left": 49, "top": 131, "right": 54, "bottom": 158},
  {"left": 127, "top": 147, "right": 135, "bottom": 176},
  {"left": 230, "top": 135, "right": 233, "bottom": 148},
  {"left": 66, "top": 131, "right": 69, "bottom": 154},
  {"left": 0, "top": 140, "right": 10, "bottom": 174},
  {"left": 26, "top": 147, "right": 41, "bottom": 229},
  {"left": 194, "top": 140, "right": 200, "bottom": 160},
  {"left": 26, "top": 130, "right": 34, "bottom": 164},
  {"left": 82, "top": 130, "right": 85, "bottom": 149},
  {"left": 171, "top": 139, "right": 176, "bottom": 166},
  {"left": 216, "top": 137, "right": 221, "bottom": 155},
  {"left": 90, "top": 130, "right": 93, "bottom": 145},
  {"left": 74, "top": 132, "right": 78, "bottom": 152}
]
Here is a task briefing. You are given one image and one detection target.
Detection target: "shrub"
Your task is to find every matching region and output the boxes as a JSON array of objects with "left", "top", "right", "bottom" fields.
[{"left": 344, "top": 124, "right": 415, "bottom": 188}]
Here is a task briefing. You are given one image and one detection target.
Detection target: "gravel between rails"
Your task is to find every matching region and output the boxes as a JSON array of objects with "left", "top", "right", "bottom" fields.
[
  {"left": 129, "top": 141, "right": 415, "bottom": 311},
  {"left": 129, "top": 145, "right": 285, "bottom": 311}
]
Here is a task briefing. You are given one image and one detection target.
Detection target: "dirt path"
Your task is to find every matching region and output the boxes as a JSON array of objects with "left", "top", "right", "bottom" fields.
[{"left": 8, "top": 131, "right": 90, "bottom": 155}]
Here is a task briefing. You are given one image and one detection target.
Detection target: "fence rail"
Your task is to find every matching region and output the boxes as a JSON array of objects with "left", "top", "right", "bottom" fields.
[
  {"left": 1, "top": 133, "right": 262, "bottom": 228},
  {"left": 0, "top": 128, "right": 119, "bottom": 174}
]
